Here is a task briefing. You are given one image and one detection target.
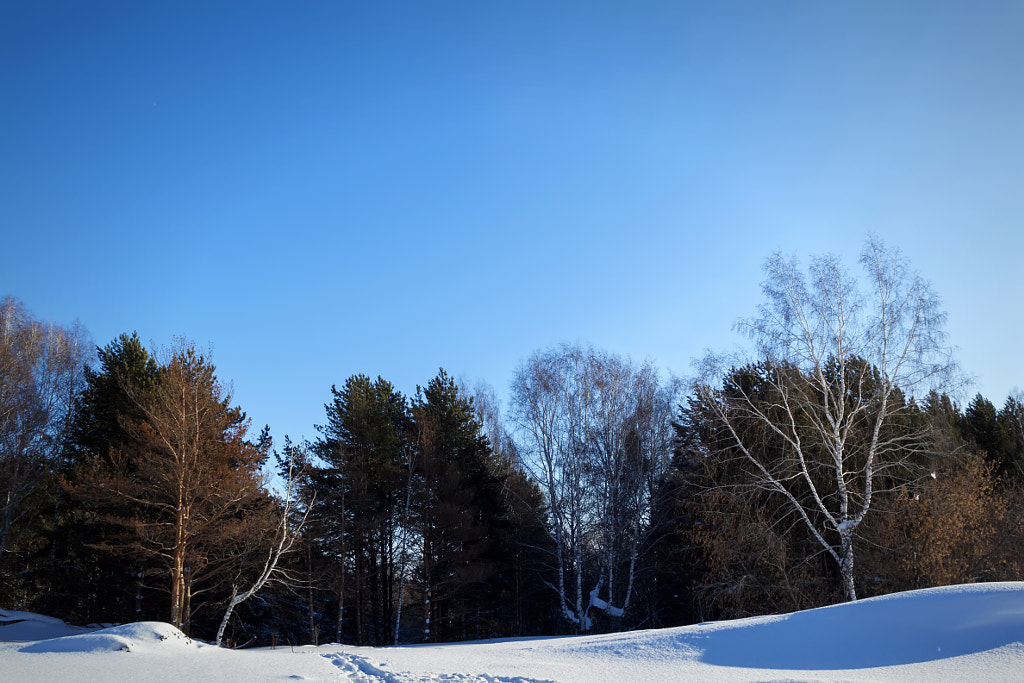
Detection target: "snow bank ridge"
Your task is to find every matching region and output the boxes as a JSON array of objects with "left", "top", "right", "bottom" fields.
[{"left": 19, "top": 622, "right": 194, "bottom": 654}]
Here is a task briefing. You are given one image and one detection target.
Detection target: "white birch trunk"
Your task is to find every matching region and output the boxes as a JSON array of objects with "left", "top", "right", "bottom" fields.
[{"left": 215, "top": 454, "right": 310, "bottom": 647}]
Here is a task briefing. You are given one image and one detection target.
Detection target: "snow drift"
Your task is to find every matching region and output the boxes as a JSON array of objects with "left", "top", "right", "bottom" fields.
[
  {"left": 18, "top": 622, "right": 193, "bottom": 654},
  {"left": 3, "top": 583, "right": 1024, "bottom": 682},
  {"left": 694, "top": 582, "right": 1024, "bottom": 670},
  {"left": 0, "top": 609, "right": 92, "bottom": 643}
]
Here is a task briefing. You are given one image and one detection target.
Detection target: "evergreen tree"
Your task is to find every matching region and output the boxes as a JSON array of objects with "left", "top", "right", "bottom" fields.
[
  {"left": 67, "top": 340, "right": 275, "bottom": 636},
  {"left": 963, "top": 394, "right": 1003, "bottom": 469},
  {"left": 51, "top": 333, "right": 161, "bottom": 623},
  {"left": 463, "top": 381, "right": 558, "bottom": 636},
  {"left": 958, "top": 393, "right": 1024, "bottom": 479},
  {"left": 485, "top": 461, "right": 558, "bottom": 637},
  {"left": 68, "top": 333, "right": 160, "bottom": 467},
  {"left": 314, "top": 375, "right": 410, "bottom": 645},
  {"left": 412, "top": 369, "right": 500, "bottom": 642},
  {"left": 996, "top": 395, "right": 1024, "bottom": 480}
]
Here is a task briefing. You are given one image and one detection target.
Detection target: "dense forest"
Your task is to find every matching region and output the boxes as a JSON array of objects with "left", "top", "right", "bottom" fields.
[{"left": 3, "top": 240, "right": 1023, "bottom": 646}]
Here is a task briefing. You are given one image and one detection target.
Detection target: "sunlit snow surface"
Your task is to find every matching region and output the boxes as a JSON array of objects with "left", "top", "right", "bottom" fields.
[{"left": 4, "top": 583, "right": 1024, "bottom": 682}]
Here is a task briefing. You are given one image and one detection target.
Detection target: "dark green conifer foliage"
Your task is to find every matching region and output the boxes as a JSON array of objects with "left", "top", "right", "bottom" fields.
[
  {"left": 487, "top": 463, "right": 559, "bottom": 636},
  {"left": 960, "top": 393, "right": 1024, "bottom": 478},
  {"left": 413, "top": 369, "right": 500, "bottom": 642},
  {"left": 996, "top": 396, "right": 1024, "bottom": 480},
  {"left": 669, "top": 359, "right": 928, "bottom": 617},
  {"left": 67, "top": 341, "right": 273, "bottom": 637},
  {"left": 69, "top": 333, "right": 160, "bottom": 467},
  {"left": 50, "top": 333, "right": 162, "bottom": 624},
  {"left": 963, "top": 394, "right": 1001, "bottom": 465},
  {"left": 315, "top": 375, "right": 410, "bottom": 645},
  {"left": 310, "top": 371, "right": 556, "bottom": 644}
]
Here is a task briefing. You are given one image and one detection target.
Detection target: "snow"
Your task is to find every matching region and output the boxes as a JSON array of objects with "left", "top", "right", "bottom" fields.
[
  {"left": 0, "top": 610, "right": 93, "bottom": 641},
  {"left": 4, "top": 583, "right": 1024, "bottom": 682},
  {"left": 19, "top": 622, "right": 192, "bottom": 654}
]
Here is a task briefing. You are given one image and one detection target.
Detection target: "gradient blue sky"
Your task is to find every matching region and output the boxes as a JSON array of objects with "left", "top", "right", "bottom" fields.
[{"left": 3, "top": 2, "right": 1022, "bottom": 446}]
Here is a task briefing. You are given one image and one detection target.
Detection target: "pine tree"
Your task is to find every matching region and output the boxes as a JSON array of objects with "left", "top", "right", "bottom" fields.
[
  {"left": 413, "top": 369, "right": 505, "bottom": 641},
  {"left": 67, "top": 340, "right": 274, "bottom": 635},
  {"left": 52, "top": 333, "right": 161, "bottom": 623},
  {"left": 314, "top": 375, "right": 410, "bottom": 645}
]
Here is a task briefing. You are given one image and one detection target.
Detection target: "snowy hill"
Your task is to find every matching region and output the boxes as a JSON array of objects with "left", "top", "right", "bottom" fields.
[{"left": 3, "top": 582, "right": 1024, "bottom": 682}]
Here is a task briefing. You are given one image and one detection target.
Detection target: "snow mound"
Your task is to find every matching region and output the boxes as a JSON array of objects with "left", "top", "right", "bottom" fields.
[
  {"left": 0, "top": 610, "right": 94, "bottom": 643},
  {"left": 519, "top": 582, "right": 1024, "bottom": 671},
  {"left": 691, "top": 581, "right": 1024, "bottom": 669},
  {"left": 348, "top": 582, "right": 1024, "bottom": 681},
  {"left": 19, "top": 621, "right": 194, "bottom": 654},
  {"left": 5, "top": 583, "right": 1024, "bottom": 681}
]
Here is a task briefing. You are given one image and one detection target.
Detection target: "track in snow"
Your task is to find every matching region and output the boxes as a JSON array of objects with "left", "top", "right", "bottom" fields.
[{"left": 321, "top": 652, "right": 555, "bottom": 683}]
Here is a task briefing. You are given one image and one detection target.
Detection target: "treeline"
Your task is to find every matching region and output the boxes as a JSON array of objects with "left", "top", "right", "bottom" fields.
[{"left": 2, "top": 240, "right": 1023, "bottom": 645}]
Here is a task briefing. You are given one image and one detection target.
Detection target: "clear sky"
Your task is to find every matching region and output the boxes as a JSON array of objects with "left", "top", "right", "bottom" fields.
[{"left": 3, "top": 2, "right": 1022, "bottom": 446}]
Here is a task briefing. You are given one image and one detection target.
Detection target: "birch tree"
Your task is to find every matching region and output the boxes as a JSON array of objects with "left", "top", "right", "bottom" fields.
[
  {"left": 511, "top": 344, "right": 678, "bottom": 630},
  {"left": 692, "top": 238, "right": 956, "bottom": 601},
  {"left": 0, "top": 298, "right": 89, "bottom": 576},
  {"left": 215, "top": 439, "right": 312, "bottom": 646}
]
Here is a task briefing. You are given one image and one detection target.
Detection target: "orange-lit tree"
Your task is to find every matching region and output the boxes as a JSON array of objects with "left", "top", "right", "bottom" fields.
[{"left": 70, "top": 340, "right": 273, "bottom": 634}]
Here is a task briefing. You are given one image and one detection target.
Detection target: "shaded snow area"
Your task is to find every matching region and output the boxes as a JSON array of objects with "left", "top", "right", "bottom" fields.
[{"left": 4, "top": 583, "right": 1024, "bottom": 682}]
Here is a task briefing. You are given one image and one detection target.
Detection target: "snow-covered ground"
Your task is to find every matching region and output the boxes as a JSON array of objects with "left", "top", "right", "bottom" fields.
[{"left": 3, "top": 582, "right": 1024, "bottom": 682}]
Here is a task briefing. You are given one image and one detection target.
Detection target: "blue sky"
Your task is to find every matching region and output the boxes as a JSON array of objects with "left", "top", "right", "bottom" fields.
[{"left": 3, "top": 2, "right": 1022, "bottom": 446}]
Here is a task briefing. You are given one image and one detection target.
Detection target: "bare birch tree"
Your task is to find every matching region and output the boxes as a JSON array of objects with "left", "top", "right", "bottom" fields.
[
  {"left": 215, "top": 440, "right": 313, "bottom": 646},
  {"left": 0, "top": 298, "right": 90, "bottom": 567},
  {"left": 511, "top": 344, "right": 678, "bottom": 630},
  {"left": 693, "top": 238, "right": 957, "bottom": 601}
]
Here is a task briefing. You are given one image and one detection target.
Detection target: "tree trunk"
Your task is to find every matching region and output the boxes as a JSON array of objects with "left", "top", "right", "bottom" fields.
[
  {"left": 355, "top": 550, "right": 364, "bottom": 644},
  {"left": 336, "top": 482, "right": 346, "bottom": 644},
  {"left": 336, "top": 581, "right": 345, "bottom": 643},
  {"left": 841, "top": 532, "right": 857, "bottom": 601},
  {"left": 307, "top": 544, "right": 317, "bottom": 645},
  {"left": 394, "top": 462, "right": 414, "bottom": 644},
  {"left": 171, "top": 542, "right": 185, "bottom": 630}
]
